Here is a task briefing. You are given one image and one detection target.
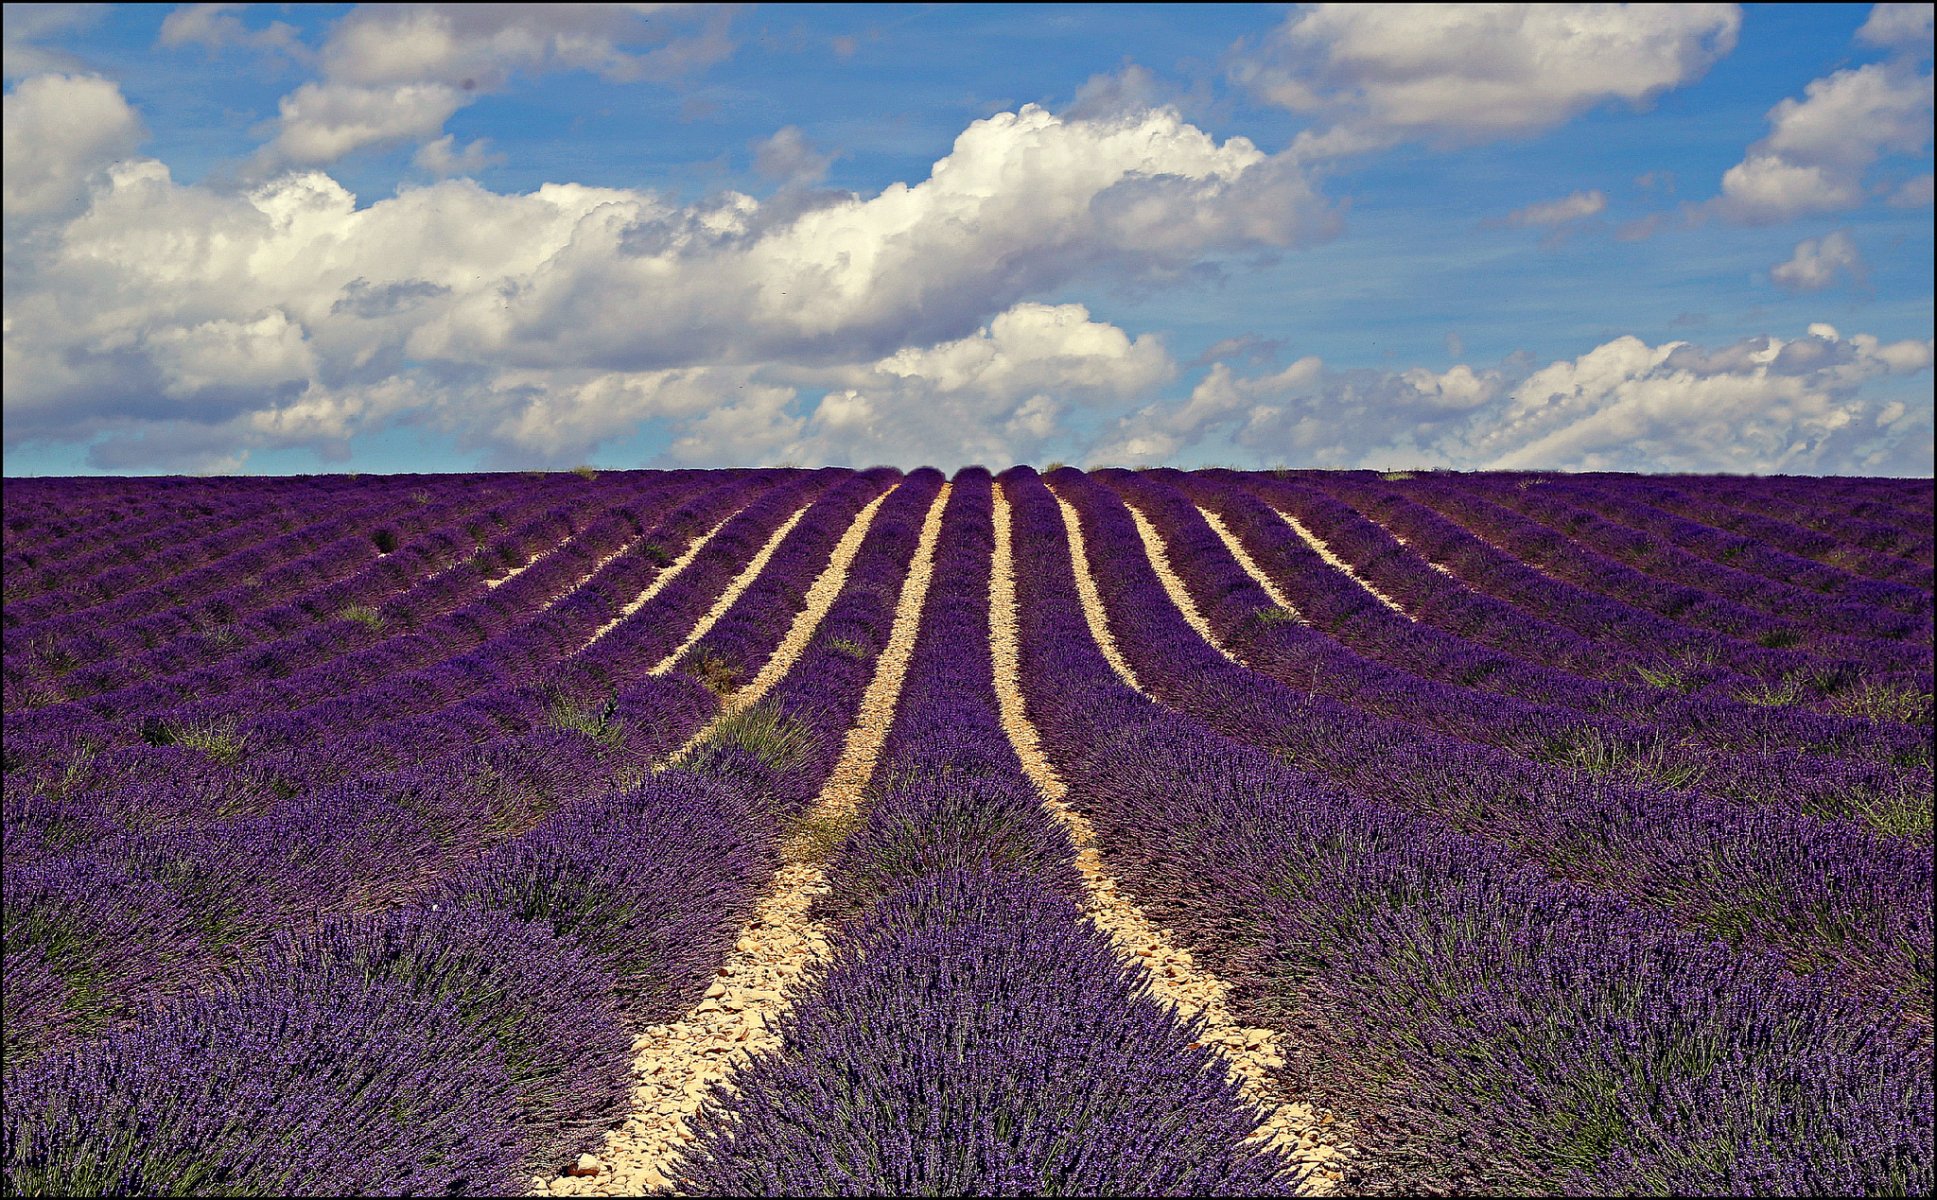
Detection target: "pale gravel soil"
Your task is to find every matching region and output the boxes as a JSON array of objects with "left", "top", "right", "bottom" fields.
[
  {"left": 1198, "top": 505, "right": 1305, "bottom": 620},
  {"left": 1276, "top": 510, "right": 1411, "bottom": 617},
  {"left": 663, "top": 487, "right": 896, "bottom": 767},
  {"left": 649, "top": 506, "right": 811, "bottom": 675},
  {"left": 581, "top": 513, "right": 739, "bottom": 651},
  {"left": 1019, "top": 486, "right": 1357, "bottom": 1194},
  {"left": 1047, "top": 488, "right": 1148, "bottom": 696},
  {"left": 1118, "top": 498, "right": 1248, "bottom": 667},
  {"left": 537, "top": 485, "right": 951, "bottom": 1197}
]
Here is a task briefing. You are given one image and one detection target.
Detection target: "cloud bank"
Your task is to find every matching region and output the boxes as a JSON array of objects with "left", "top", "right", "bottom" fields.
[
  {"left": 3, "top": 75, "right": 1330, "bottom": 471},
  {"left": 1098, "top": 325, "right": 1933, "bottom": 476}
]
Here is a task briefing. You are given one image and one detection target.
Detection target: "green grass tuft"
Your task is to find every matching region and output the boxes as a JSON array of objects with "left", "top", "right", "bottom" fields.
[
  {"left": 338, "top": 604, "right": 383, "bottom": 629},
  {"left": 698, "top": 702, "right": 816, "bottom": 770}
]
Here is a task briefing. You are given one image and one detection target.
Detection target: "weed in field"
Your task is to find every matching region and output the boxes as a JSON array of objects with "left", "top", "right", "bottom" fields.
[
  {"left": 568, "top": 465, "right": 598, "bottom": 479},
  {"left": 825, "top": 635, "right": 873, "bottom": 661},
  {"left": 701, "top": 702, "right": 816, "bottom": 770},
  {"left": 1823, "top": 681, "right": 1932, "bottom": 725},
  {"left": 1535, "top": 728, "right": 1706, "bottom": 792},
  {"left": 1733, "top": 676, "right": 1805, "bottom": 707},
  {"left": 1631, "top": 662, "right": 1698, "bottom": 693},
  {"left": 783, "top": 806, "right": 863, "bottom": 866},
  {"left": 140, "top": 718, "right": 249, "bottom": 766},
  {"left": 683, "top": 649, "right": 742, "bottom": 696},
  {"left": 338, "top": 605, "right": 383, "bottom": 630},
  {"left": 1254, "top": 606, "right": 1300, "bottom": 626},
  {"left": 638, "top": 540, "right": 671, "bottom": 567},
  {"left": 546, "top": 694, "right": 625, "bottom": 749}
]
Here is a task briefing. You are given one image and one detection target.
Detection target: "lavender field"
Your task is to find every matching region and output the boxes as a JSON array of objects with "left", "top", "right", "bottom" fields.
[{"left": 3, "top": 466, "right": 1932, "bottom": 1197}]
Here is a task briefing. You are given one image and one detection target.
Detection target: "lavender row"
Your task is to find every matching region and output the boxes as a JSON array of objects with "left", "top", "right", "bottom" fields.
[
  {"left": 1244, "top": 470, "right": 1933, "bottom": 743},
  {"left": 1701, "top": 474, "right": 1936, "bottom": 564},
  {"left": 5, "top": 478, "right": 465, "bottom": 636},
  {"left": 1051, "top": 468, "right": 1932, "bottom": 1018},
  {"left": 1003, "top": 467, "right": 1931, "bottom": 1196},
  {"left": 1282, "top": 472, "right": 1935, "bottom": 739},
  {"left": 1447, "top": 471, "right": 1932, "bottom": 645},
  {"left": 1378, "top": 472, "right": 1924, "bottom": 680},
  {"left": 1119, "top": 470, "right": 1931, "bottom": 838},
  {"left": 0, "top": 482, "right": 720, "bottom": 815},
  {"left": 1497, "top": 472, "right": 1932, "bottom": 618},
  {"left": 4, "top": 474, "right": 443, "bottom": 612},
  {"left": 2, "top": 471, "right": 779, "bottom": 787},
  {"left": 6, "top": 473, "right": 655, "bottom": 710},
  {"left": 681, "top": 471, "right": 1295, "bottom": 1195},
  {"left": 672, "top": 468, "right": 901, "bottom": 692},
  {"left": 4, "top": 476, "right": 979, "bottom": 1189},
  {"left": 1591, "top": 473, "right": 1934, "bottom": 587}
]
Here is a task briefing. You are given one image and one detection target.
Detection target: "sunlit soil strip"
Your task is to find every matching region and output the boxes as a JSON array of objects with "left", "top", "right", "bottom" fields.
[
  {"left": 1119, "top": 499, "right": 1246, "bottom": 666},
  {"left": 1198, "top": 506, "right": 1305, "bottom": 620},
  {"left": 482, "top": 556, "right": 539, "bottom": 589},
  {"left": 1275, "top": 509, "right": 1411, "bottom": 616},
  {"left": 579, "top": 515, "right": 735, "bottom": 651},
  {"left": 1048, "top": 488, "right": 1148, "bottom": 696},
  {"left": 990, "top": 487, "right": 1351, "bottom": 1193},
  {"left": 663, "top": 487, "right": 897, "bottom": 766},
  {"left": 647, "top": 507, "right": 811, "bottom": 675},
  {"left": 541, "top": 486, "right": 949, "bottom": 1198}
]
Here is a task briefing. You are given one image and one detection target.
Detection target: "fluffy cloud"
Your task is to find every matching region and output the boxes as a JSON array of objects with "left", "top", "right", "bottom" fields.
[
  {"left": 1114, "top": 326, "right": 1932, "bottom": 475},
  {"left": 1711, "top": 52, "right": 1933, "bottom": 223},
  {"left": 1856, "top": 3, "right": 1934, "bottom": 54},
  {"left": 412, "top": 133, "right": 504, "bottom": 177},
  {"left": 1499, "top": 190, "right": 1607, "bottom": 227},
  {"left": 158, "top": 4, "right": 306, "bottom": 62},
  {"left": 2, "top": 4, "right": 102, "bottom": 79},
  {"left": 247, "top": 5, "right": 737, "bottom": 170},
  {"left": 751, "top": 126, "right": 836, "bottom": 183},
  {"left": 5, "top": 79, "right": 1320, "bottom": 471},
  {"left": 1770, "top": 230, "right": 1866, "bottom": 292},
  {"left": 1235, "top": 3, "right": 1739, "bottom": 152},
  {"left": 2, "top": 73, "right": 144, "bottom": 222}
]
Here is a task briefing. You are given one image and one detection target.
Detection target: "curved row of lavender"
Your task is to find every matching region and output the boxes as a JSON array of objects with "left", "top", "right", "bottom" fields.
[
  {"left": 1171, "top": 474, "right": 1928, "bottom": 840},
  {"left": 676, "top": 470, "right": 1296, "bottom": 1196},
  {"left": 3, "top": 464, "right": 1931, "bottom": 1195},
  {"left": 3, "top": 467, "right": 958, "bottom": 1191},
  {"left": 1067, "top": 469, "right": 1932, "bottom": 1017},
  {"left": 1005, "top": 466, "right": 1930, "bottom": 1195}
]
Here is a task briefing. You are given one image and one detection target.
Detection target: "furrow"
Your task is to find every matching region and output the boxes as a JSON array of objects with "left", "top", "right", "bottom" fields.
[
  {"left": 1117, "top": 497, "right": 1246, "bottom": 666},
  {"left": 664, "top": 487, "right": 897, "bottom": 766},
  {"left": 548, "top": 485, "right": 951, "bottom": 1197},
  {"left": 989, "top": 485, "right": 1345, "bottom": 1189},
  {"left": 580, "top": 513, "right": 738, "bottom": 651},
  {"left": 648, "top": 507, "right": 811, "bottom": 676},
  {"left": 1049, "top": 488, "right": 1148, "bottom": 696},
  {"left": 1198, "top": 505, "right": 1305, "bottom": 619},
  {"left": 1275, "top": 509, "right": 1411, "bottom": 614}
]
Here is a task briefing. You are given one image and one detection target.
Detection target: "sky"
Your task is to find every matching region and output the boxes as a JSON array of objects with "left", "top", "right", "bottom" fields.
[{"left": 2, "top": 3, "right": 1932, "bottom": 477}]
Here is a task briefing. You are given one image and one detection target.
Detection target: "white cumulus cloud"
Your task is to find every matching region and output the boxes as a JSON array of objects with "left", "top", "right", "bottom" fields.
[
  {"left": 1712, "top": 58, "right": 1933, "bottom": 223},
  {"left": 1770, "top": 230, "right": 1867, "bottom": 292},
  {"left": 248, "top": 4, "right": 737, "bottom": 171},
  {"left": 4, "top": 78, "right": 1319, "bottom": 472},
  {"left": 2, "top": 73, "right": 144, "bottom": 222},
  {"left": 1110, "top": 327, "right": 1933, "bottom": 475},
  {"left": 1235, "top": 3, "right": 1740, "bottom": 153}
]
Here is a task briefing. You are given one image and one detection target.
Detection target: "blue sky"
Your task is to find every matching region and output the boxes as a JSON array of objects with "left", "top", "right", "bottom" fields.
[{"left": 3, "top": 3, "right": 1931, "bottom": 475}]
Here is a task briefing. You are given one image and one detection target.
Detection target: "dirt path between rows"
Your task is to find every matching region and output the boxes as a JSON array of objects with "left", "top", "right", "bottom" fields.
[
  {"left": 1002, "top": 484, "right": 1352, "bottom": 1193},
  {"left": 539, "top": 484, "right": 949, "bottom": 1197},
  {"left": 1276, "top": 509, "right": 1411, "bottom": 617},
  {"left": 579, "top": 513, "right": 739, "bottom": 651},
  {"left": 1199, "top": 505, "right": 1304, "bottom": 619},
  {"left": 649, "top": 506, "right": 810, "bottom": 675}
]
